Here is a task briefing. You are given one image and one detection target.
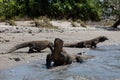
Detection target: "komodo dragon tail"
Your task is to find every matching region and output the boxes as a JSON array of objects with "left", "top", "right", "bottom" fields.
[{"left": 6, "top": 42, "right": 31, "bottom": 53}]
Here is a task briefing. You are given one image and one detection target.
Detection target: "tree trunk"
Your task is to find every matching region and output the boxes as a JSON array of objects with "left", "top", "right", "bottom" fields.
[
  {"left": 25, "top": 0, "right": 30, "bottom": 16},
  {"left": 111, "top": 18, "right": 120, "bottom": 28}
]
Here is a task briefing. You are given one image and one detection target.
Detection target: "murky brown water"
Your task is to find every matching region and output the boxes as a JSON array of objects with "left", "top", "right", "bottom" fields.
[{"left": 0, "top": 45, "right": 120, "bottom": 80}]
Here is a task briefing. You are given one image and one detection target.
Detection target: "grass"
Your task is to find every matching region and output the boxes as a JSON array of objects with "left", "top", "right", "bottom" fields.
[
  {"left": 0, "top": 16, "right": 6, "bottom": 22},
  {"left": 70, "top": 19, "right": 87, "bottom": 28},
  {"left": 103, "top": 20, "right": 114, "bottom": 26},
  {"left": 33, "top": 17, "right": 58, "bottom": 29},
  {"left": 80, "top": 21, "right": 87, "bottom": 28},
  {"left": 71, "top": 21, "right": 78, "bottom": 27},
  {"left": 5, "top": 20, "right": 17, "bottom": 26}
]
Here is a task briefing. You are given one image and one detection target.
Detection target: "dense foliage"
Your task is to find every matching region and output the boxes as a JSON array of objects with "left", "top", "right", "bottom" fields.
[
  {"left": 100, "top": 0, "right": 120, "bottom": 19},
  {"left": 0, "top": 0, "right": 119, "bottom": 21}
]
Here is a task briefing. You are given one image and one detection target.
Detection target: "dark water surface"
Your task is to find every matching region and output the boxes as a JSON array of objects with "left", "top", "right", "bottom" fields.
[{"left": 0, "top": 45, "right": 120, "bottom": 80}]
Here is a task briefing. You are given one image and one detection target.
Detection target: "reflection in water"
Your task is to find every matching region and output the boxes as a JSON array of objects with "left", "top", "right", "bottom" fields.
[{"left": 0, "top": 45, "right": 120, "bottom": 80}]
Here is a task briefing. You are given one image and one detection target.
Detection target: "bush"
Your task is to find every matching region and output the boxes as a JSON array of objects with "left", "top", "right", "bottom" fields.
[
  {"left": 0, "top": 0, "right": 102, "bottom": 21},
  {"left": 6, "top": 20, "right": 17, "bottom": 26}
]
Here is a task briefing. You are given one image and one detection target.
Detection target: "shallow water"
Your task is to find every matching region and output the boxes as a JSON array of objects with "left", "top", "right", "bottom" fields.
[{"left": 0, "top": 45, "right": 120, "bottom": 80}]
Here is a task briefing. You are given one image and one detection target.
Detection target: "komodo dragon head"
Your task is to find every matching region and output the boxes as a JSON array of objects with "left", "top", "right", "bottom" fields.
[{"left": 99, "top": 36, "right": 108, "bottom": 42}]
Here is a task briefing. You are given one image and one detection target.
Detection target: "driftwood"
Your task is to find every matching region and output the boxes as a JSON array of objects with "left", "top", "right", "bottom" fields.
[
  {"left": 46, "top": 38, "right": 95, "bottom": 69},
  {"left": 111, "top": 19, "right": 120, "bottom": 28},
  {"left": 64, "top": 36, "right": 108, "bottom": 48}
]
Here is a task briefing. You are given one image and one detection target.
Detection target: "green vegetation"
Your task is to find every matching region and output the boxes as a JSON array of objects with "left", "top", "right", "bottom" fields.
[{"left": 0, "top": 0, "right": 119, "bottom": 21}]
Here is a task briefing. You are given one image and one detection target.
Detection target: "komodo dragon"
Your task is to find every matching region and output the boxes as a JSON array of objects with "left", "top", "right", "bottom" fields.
[
  {"left": 64, "top": 36, "right": 108, "bottom": 48},
  {"left": 46, "top": 38, "right": 95, "bottom": 69},
  {"left": 5, "top": 40, "right": 53, "bottom": 53}
]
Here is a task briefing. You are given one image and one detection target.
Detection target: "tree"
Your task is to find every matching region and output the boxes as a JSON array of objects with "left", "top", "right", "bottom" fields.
[
  {"left": 101, "top": 0, "right": 120, "bottom": 19},
  {"left": 0, "top": 0, "right": 103, "bottom": 21}
]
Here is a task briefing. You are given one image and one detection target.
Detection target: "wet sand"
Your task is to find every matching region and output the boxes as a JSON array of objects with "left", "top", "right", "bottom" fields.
[
  {"left": 0, "top": 20, "right": 120, "bottom": 71},
  {"left": 0, "top": 30, "right": 120, "bottom": 70}
]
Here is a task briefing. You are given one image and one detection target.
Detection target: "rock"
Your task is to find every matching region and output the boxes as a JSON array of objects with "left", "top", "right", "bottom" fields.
[{"left": 13, "top": 58, "right": 21, "bottom": 62}]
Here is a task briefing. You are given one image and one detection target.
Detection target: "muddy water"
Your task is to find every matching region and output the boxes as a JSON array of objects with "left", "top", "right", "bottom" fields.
[{"left": 0, "top": 45, "right": 120, "bottom": 80}]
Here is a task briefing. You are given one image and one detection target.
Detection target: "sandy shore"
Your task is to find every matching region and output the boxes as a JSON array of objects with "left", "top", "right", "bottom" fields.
[{"left": 0, "top": 21, "right": 120, "bottom": 70}]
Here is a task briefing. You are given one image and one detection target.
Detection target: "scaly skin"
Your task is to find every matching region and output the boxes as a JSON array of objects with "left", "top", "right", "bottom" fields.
[
  {"left": 6, "top": 40, "right": 53, "bottom": 53},
  {"left": 64, "top": 36, "right": 108, "bottom": 48},
  {"left": 46, "top": 38, "right": 95, "bottom": 69},
  {"left": 46, "top": 38, "right": 72, "bottom": 68}
]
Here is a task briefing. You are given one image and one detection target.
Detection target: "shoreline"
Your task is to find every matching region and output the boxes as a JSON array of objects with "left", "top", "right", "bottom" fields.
[
  {"left": 0, "top": 31, "right": 120, "bottom": 70},
  {"left": 0, "top": 21, "right": 120, "bottom": 70}
]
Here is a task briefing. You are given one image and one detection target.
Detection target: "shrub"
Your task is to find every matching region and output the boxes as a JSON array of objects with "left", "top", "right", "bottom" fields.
[
  {"left": 6, "top": 20, "right": 17, "bottom": 26},
  {"left": 33, "top": 18, "right": 58, "bottom": 29}
]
